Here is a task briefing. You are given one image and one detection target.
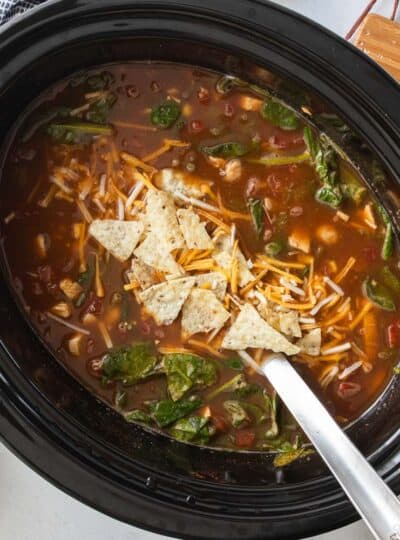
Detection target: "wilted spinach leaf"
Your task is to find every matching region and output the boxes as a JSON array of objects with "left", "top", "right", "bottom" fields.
[
  {"left": 149, "top": 396, "right": 202, "bottom": 428},
  {"left": 247, "top": 198, "right": 265, "bottom": 237},
  {"left": 124, "top": 409, "right": 152, "bottom": 424},
  {"left": 223, "top": 400, "right": 249, "bottom": 428},
  {"left": 224, "top": 357, "right": 244, "bottom": 371},
  {"left": 102, "top": 342, "right": 159, "bottom": 385},
  {"left": 87, "top": 71, "right": 115, "bottom": 90},
  {"left": 362, "top": 277, "right": 395, "bottom": 311},
  {"left": 163, "top": 353, "right": 217, "bottom": 401},
  {"left": 150, "top": 101, "right": 181, "bottom": 128},
  {"left": 200, "top": 141, "right": 248, "bottom": 158},
  {"left": 170, "top": 416, "right": 215, "bottom": 443},
  {"left": 86, "top": 92, "right": 117, "bottom": 123},
  {"left": 206, "top": 373, "right": 248, "bottom": 400},
  {"left": 273, "top": 447, "right": 313, "bottom": 467},
  {"left": 47, "top": 122, "right": 113, "bottom": 145},
  {"left": 261, "top": 99, "right": 299, "bottom": 131}
]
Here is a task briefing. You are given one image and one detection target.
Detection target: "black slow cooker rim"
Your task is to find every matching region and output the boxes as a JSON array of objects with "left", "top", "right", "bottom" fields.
[{"left": 1, "top": 1, "right": 400, "bottom": 539}]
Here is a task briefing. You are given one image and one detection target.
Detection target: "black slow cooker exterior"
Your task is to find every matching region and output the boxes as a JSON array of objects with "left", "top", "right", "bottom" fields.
[{"left": 1, "top": 1, "right": 400, "bottom": 539}]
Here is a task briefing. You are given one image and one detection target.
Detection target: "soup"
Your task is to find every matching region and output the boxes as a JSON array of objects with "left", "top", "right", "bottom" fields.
[{"left": 1, "top": 63, "right": 399, "bottom": 464}]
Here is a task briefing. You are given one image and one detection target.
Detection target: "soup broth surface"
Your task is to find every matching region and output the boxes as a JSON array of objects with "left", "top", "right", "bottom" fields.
[{"left": 1, "top": 63, "right": 399, "bottom": 461}]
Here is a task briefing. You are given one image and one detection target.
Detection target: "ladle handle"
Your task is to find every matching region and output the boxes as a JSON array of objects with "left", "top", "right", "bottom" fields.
[{"left": 261, "top": 353, "right": 400, "bottom": 540}]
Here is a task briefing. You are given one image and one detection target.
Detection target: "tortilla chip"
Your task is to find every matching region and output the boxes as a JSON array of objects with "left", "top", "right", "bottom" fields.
[
  {"left": 138, "top": 277, "right": 195, "bottom": 326},
  {"left": 89, "top": 219, "right": 143, "bottom": 261},
  {"left": 156, "top": 168, "right": 205, "bottom": 199},
  {"left": 213, "top": 234, "right": 253, "bottom": 287},
  {"left": 134, "top": 232, "right": 184, "bottom": 275},
  {"left": 279, "top": 310, "right": 302, "bottom": 338},
  {"left": 192, "top": 271, "right": 227, "bottom": 300},
  {"left": 129, "top": 258, "right": 160, "bottom": 290},
  {"left": 177, "top": 208, "right": 213, "bottom": 249},
  {"left": 145, "top": 189, "right": 185, "bottom": 250},
  {"left": 221, "top": 303, "right": 300, "bottom": 355},
  {"left": 257, "top": 301, "right": 280, "bottom": 330},
  {"left": 297, "top": 328, "right": 321, "bottom": 356},
  {"left": 181, "top": 289, "right": 230, "bottom": 338}
]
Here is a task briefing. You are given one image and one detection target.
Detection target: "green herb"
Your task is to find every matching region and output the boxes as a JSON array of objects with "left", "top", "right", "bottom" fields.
[
  {"left": 150, "top": 101, "right": 181, "bottom": 128},
  {"left": 376, "top": 204, "right": 390, "bottom": 225},
  {"left": 75, "top": 257, "right": 95, "bottom": 307},
  {"left": 382, "top": 223, "right": 394, "bottom": 261},
  {"left": 102, "top": 342, "right": 160, "bottom": 385},
  {"left": 47, "top": 121, "right": 113, "bottom": 144},
  {"left": 235, "top": 382, "right": 261, "bottom": 398},
  {"left": 86, "top": 92, "right": 117, "bottom": 123},
  {"left": 340, "top": 166, "right": 366, "bottom": 206},
  {"left": 303, "top": 126, "right": 343, "bottom": 209},
  {"left": 247, "top": 198, "right": 265, "bottom": 237},
  {"left": 273, "top": 447, "right": 313, "bottom": 467},
  {"left": 223, "top": 400, "right": 249, "bottom": 428},
  {"left": 264, "top": 391, "right": 279, "bottom": 439},
  {"left": 224, "top": 357, "right": 244, "bottom": 370},
  {"left": 200, "top": 141, "right": 248, "bottom": 158},
  {"left": 206, "top": 373, "right": 248, "bottom": 400},
  {"left": 362, "top": 277, "right": 395, "bottom": 311},
  {"left": 149, "top": 396, "right": 202, "bottom": 428},
  {"left": 170, "top": 416, "right": 215, "bottom": 443},
  {"left": 394, "top": 366, "right": 400, "bottom": 375},
  {"left": 260, "top": 99, "right": 299, "bottom": 131},
  {"left": 379, "top": 266, "right": 400, "bottom": 295},
  {"left": 163, "top": 353, "right": 218, "bottom": 401},
  {"left": 240, "top": 402, "right": 268, "bottom": 424},
  {"left": 124, "top": 409, "right": 152, "bottom": 424},
  {"left": 265, "top": 240, "right": 284, "bottom": 257},
  {"left": 87, "top": 71, "right": 115, "bottom": 90}
]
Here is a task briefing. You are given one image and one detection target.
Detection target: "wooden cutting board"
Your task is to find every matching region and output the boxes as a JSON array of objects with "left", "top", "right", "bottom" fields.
[{"left": 353, "top": 13, "right": 400, "bottom": 81}]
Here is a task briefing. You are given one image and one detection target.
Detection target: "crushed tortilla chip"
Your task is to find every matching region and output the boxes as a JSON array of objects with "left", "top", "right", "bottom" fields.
[
  {"left": 212, "top": 234, "right": 253, "bottom": 287},
  {"left": 156, "top": 168, "right": 205, "bottom": 199},
  {"left": 221, "top": 303, "right": 300, "bottom": 355},
  {"left": 138, "top": 277, "right": 195, "bottom": 326},
  {"left": 192, "top": 271, "right": 228, "bottom": 300},
  {"left": 134, "top": 231, "right": 184, "bottom": 275},
  {"left": 297, "top": 328, "right": 321, "bottom": 356},
  {"left": 89, "top": 219, "right": 143, "bottom": 261},
  {"left": 145, "top": 189, "right": 185, "bottom": 251},
  {"left": 279, "top": 310, "right": 302, "bottom": 338},
  {"left": 177, "top": 208, "right": 213, "bottom": 249},
  {"left": 129, "top": 258, "right": 160, "bottom": 290},
  {"left": 181, "top": 288, "right": 230, "bottom": 338}
]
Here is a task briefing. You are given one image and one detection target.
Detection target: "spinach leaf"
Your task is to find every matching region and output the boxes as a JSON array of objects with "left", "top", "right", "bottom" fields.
[
  {"left": 200, "top": 142, "right": 248, "bottom": 158},
  {"left": 206, "top": 373, "right": 248, "bottom": 400},
  {"left": 260, "top": 99, "right": 299, "bottom": 131},
  {"left": 150, "top": 101, "right": 181, "bottom": 128},
  {"left": 362, "top": 277, "right": 395, "bottom": 311},
  {"left": 102, "top": 342, "right": 159, "bottom": 385},
  {"left": 47, "top": 122, "right": 113, "bottom": 145},
  {"left": 224, "top": 357, "right": 244, "bottom": 371},
  {"left": 170, "top": 416, "right": 215, "bottom": 443},
  {"left": 124, "top": 409, "right": 152, "bottom": 424},
  {"left": 87, "top": 71, "right": 115, "bottom": 90},
  {"left": 75, "top": 255, "right": 95, "bottom": 307},
  {"left": 382, "top": 223, "right": 394, "bottom": 261},
  {"left": 379, "top": 266, "right": 400, "bottom": 295},
  {"left": 265, "top": 240, "right": 285, "bottom": 257},
  {"left": 247, "top": 198, "right": 265, "bottom": 237},
  {"left": 223, "top": 400, "right": 249, "bottom": 428},
  {"left": 340, "top": 166, "right": 366, "bottom": 206},
  {"left": 86, "top": 92, "right": 117, "bottom": 123},
  {"left": 303, "top": 126, "right": 343, "bottom": 208},
  {"left": 240, "top": 402, "right": 268, "bottom": 424},
  {"left": 149, "top": 396, "right": 202, "bottom": 428},
  {"left": 235, "top": 382, "right": 261, "bottom": 398},
  {"left": 163, "top": 353, "right": 217, "bottom": 401}
]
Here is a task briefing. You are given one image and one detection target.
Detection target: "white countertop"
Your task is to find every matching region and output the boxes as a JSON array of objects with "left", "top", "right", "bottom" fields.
[{"left": 1, "top": 1, "right": 397, "bottom": 539}]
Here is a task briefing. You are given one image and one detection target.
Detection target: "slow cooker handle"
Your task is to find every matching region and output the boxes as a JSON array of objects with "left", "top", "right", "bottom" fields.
[{"left": 261, "top": 353, "right": 400, "bottom": 540}]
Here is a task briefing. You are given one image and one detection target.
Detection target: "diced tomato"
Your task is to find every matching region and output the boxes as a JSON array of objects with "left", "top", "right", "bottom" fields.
[
  {"left": 235, "top": 430, "right": 256, "bottom": 448},
  {"left": 211, "top": 414, "right": 228, "bottom": 433},
  {"left": 190, "top": 120, "right": 204, "bottom": 133},
  {"left": 387, "top": 321, "right": 400, "bottom": 348},
  {"left": 337, "top": 381, "right": 361, "bottom": 400}
]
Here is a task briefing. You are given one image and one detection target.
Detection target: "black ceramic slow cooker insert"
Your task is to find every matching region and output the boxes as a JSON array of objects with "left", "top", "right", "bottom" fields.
[{"left": 0, "top": 2, "right": 400, "bottom": 539}]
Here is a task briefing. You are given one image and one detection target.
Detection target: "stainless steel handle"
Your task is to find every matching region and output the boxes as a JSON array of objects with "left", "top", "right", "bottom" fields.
[{"left": 261, "top": 353, "right": 400, "bottom": 540}]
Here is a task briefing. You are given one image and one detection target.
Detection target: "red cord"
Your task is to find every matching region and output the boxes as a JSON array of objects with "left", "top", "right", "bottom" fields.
[
  {"left": 345, "top": 0, "right": 378, "bottom": 40},
  {"left": 391, "top": 0, "right": 399, "bottom": 20}
]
